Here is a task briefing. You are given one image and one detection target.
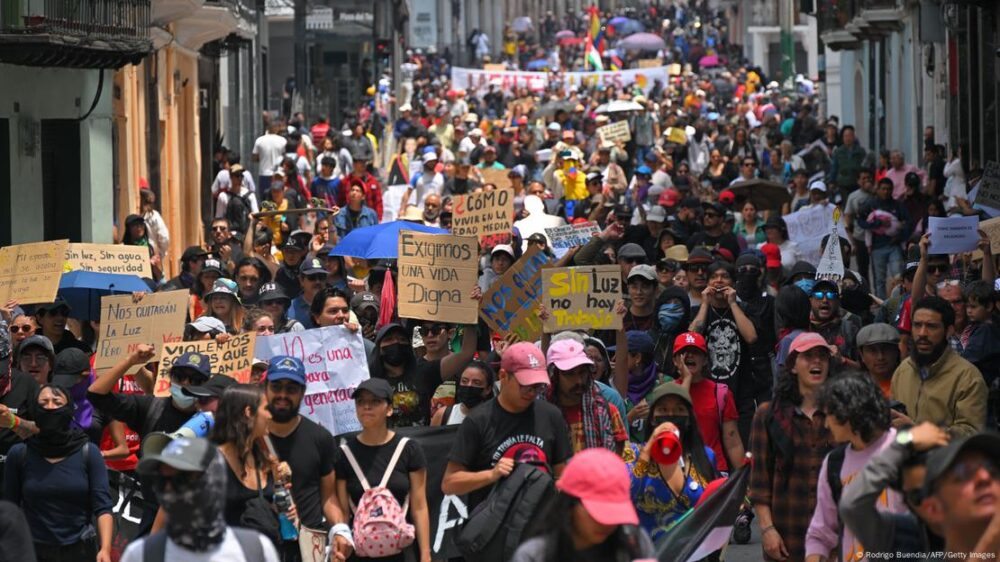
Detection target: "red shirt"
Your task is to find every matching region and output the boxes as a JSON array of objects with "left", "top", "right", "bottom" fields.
[
  {"left": 690, "top": 378, "right": 739, "bottom": 472},
  {"left": 339, "top": 172, "right": 384, "bottom": 221},
  {"left": 99, "top": 374, "right": 143, "bottom": 472}
]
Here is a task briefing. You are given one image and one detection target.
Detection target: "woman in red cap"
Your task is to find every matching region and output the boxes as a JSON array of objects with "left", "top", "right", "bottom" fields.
[{"left": 511, "top": 448, "right": 655, "bottom": 561}]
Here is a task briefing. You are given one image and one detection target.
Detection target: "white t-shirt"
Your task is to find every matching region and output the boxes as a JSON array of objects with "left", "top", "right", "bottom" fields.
[
  {"left": 410, "top": 171, "right": 444, "bottom": 208},
  {"left": 252, "top": 133, "right": 287, "bottom": 176},
  {"left": 120, "top": 528, "right": 279, "bottom": 562}
]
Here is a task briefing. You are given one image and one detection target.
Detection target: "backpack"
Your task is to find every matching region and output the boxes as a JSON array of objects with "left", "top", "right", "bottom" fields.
[
  {"left": 142, "top": 527, "right": 263, "bottom": 562},
  {"left": 339, "top": 437, "right": 416, "bottom": 557},
  {"left": 826, "top": 443, "right": 848, "bottom": 506},
  {"left": 225, "top": 190, "right": 253, "bottom": 235},
  {"left": 456, "top": 462, "right": 555, "bottom": 561}
]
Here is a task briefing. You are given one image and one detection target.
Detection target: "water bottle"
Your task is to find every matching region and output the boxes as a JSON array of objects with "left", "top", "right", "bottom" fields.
[{"left": 273, "top": 485, "right": 299, "bottom": 540}]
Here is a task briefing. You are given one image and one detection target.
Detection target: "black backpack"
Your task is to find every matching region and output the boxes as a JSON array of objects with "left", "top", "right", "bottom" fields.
[
  {"left": 826, "top": 443, "right": 849, "bottom": 506},
  {"left": 225, "top": 191, "right": 253, "bottom": 235},
  {"left": 456, "top": 462, "right": 555, "bottom": 561}
]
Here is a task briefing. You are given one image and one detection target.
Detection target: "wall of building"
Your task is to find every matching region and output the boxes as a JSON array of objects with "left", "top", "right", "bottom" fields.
[{"left": 0, "top": 64, "right": 114, "bottom": 244}]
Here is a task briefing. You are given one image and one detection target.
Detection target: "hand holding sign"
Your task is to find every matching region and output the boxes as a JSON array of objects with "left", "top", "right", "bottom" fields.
[{"left": 927, "top": 216, "right": 980, "bottom": 254}]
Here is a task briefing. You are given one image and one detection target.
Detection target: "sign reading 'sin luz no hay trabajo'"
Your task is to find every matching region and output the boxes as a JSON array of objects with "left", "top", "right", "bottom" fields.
[
  {"left": 95, "top": 290, "right": 188, "bottom": 373},
  {"left": 0, "top": 240, "right": 69, "bottom": 305},
  {"left": 542, "top": 265, "right": 622, "bottom": 333},
  {"left": 256, "top": 326, "right": 369, "bottom": 436},
  {"left": 154, "top": 333, "right": 256, "bottom": 396},
  {"left": 397, "top": 232, "right": 479, "bottom": 324}
]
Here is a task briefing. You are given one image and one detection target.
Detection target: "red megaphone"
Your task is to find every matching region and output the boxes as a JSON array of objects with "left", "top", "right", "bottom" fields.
[{"left": 650, "top": 429, "right": 683, "bottom": 466}]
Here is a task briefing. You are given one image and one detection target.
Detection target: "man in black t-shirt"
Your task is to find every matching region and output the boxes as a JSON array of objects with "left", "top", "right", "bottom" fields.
[
  {"left": 686, "top": 202, "right": 740, "bottom": 260},
  {"left": 442, "top": 342, "right": 573, "bottom": 510},
  {"left": 264, "top": 355, "right": 350, "bottom": 562},
  {"left": 687, "top": 261, "right": 759, "bottom": 444}
]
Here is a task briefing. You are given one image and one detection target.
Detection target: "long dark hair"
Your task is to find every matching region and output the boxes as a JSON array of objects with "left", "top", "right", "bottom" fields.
[
  {"left": 211, "top": 384, "right": 268, "bottom": 477},
  {"left": 775, "top": 285, "right": 811, "bottom": 332},
  {"left": 526, "top": 492, "right": 643, "bottom": 561},
  {"left": 775, "top": 349, "right": 835, "bottom": 408},
  {"left": 645, "top": 395, "right": 718, "bottom": 481}
]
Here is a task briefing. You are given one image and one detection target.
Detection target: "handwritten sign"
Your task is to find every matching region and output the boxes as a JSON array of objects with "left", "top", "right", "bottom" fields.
[
  {"left": 665, "top": 127, "right": 688, "bottom": 145},
  {"left": 784, "top": 204, "right": 848, "bottom": 264},
  {"left": 451, "top": 187, "right": 514, "bottom": 240},
  {"left": 980, "top": 216, "right": 1000, "bottom": 255},
  {"left": 597, "top": 120, "right": 631, "bottom": 144},
  {"left": 65, "top": 243, "right": 152, "bottom": 278},
  {"left": 542, "top": 266, "right": 622, "bottom": 333},
  {"left": 479, "top": 167, "right": 511, "bottom": 189},
  {"left": 816, "top": 208, "right": 845, "bottom": 282},
  {"left": 256, "top": 326, "right": 368, "bottom": 435},
  {"left": 928, "top": 215, "right": 980, "bottom": 254},
  {"left": 0, "top": 240, "right": 69, "bottom": 305},
  {"left": 975, "top": 161, "right": 1000, "bottom": 209},
  {"left": 95, "top": 291, "right": 188, "bottom": 372},
  {"left": 397, "top": 232, "right": 479, "bottom": 324},
  {"left": 154, "top": 333, "right": 256, "bottom": 396},
  {"left": 480, "top": 245, "right": 554, "bottom": 342},
  {"left": 544, "top": 221, "right": 601, "bottom": 258}
]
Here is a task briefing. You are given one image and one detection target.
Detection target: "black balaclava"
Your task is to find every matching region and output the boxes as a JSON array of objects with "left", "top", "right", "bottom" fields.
[{"left": 157, "top": 451, "right": 228, "bottom": 551}]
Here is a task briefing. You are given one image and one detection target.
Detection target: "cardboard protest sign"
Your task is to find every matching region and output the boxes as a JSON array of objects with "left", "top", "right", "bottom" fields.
[
  {"left": 397, "top": 232, "right": 479, "bottom": 324},
  {"left": 256, "top": 326, "right": 368, "bottom": 435},
  {"left": 975, "top": 161, "right": 1000, "bottom": 209},
  {"left": 980, "top": 216, "right": 1000, "bottom": 255},
  {"left": 542, "top": 265, "right": 622, "bottom": 332},
  {"left": 544, "top": 221, "right": 601, "bottom": 258},
  {"left": 450, "top": 187, "right": 514, "bottom": 240},
  {"left": 95, "top": 291, "right": 188, "bottom": 372},
  {"left": 480, "top": 245, "right": 554, "bottom": 342},
  {"left": 154, "top": 333, "right": 256, "bottom": 396},
  {"left": 65, "top": 243, "right": 152, "bottom": 278},
  {"left": 928, "top": 215, "right": 980, "bottom": 254},
  {"left": 784, "top": 204, "right": 848, "bottom": 264},
  {"left": 0, "top": 240, "right": 69, "bottom": 305},
  {"left": 597, "top": 121, "right": 631, "bottom": 144},
  {"left": 480, "top": 167, "right": 511, "bottom": 189},
  {"left": 816, "top": 208, "right": 845, "bottom": 282}
]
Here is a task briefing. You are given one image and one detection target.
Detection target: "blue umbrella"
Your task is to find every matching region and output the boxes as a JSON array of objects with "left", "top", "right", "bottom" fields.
[
  {"left": 526, "top": 58, "right": 550, "bottom": 70},
  {"left": 329, "top": 222, "right": 449, "bottom": 260},
  {"left": 58, "top": 270, "right": 152, "bottom": 322}
]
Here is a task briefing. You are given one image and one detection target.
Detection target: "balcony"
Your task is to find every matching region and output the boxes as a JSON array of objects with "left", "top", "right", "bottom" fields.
[{"left": 0, "top": 0, "right": 152, "bottom": 68}]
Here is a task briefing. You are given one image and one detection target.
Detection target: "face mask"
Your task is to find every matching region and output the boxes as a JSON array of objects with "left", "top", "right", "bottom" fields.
[
  {"left": 159, "top": 451, "right": 227, "bottom": 551},
  {"left": 653, "top": 414, "right": 689, "bottom": 437},
  {"left": 35, "top": 403, "right": 74, "bottom": 435},
  {"left": 455, "top": 385, "right": 487, "bottom": 409},
  {"left": 658, "top": 302, "right": 685, "bottom": 332},
  {"left": 170, "top": 383, "right": 196, "bottom": 409},
  {"left": 736, "top": 271, "right": 759, "bottom": 299},
  {"left": 381, "top": 343, "right": 411, "bottom": 367}
]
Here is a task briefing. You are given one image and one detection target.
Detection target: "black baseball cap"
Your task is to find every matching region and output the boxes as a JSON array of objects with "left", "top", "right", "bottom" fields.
[
  {"left": 182, "top": 374, "right": 238, "bottom": 398},
  {"left": 922, "top": 432, "right": 1000, "bottom": 498},
  {"left": 35, "top": 297, "right": 72, "bottom": 314},
  {"left": 352, "top": 378, "right": 393, "bottom": 401},
  {"left": 50, "top": 348, "right": 92, "bottom": 388},
  {"left": 137, "top": 436, "right": 219, "bottom": 475},
  {"left": 181, "top": 246, "right": 209, "bottom": 263}
]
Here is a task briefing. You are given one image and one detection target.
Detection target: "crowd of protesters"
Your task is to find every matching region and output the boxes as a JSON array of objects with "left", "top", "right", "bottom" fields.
[{"left": 0, "top": 1, "right": 998, "bottom": 562}]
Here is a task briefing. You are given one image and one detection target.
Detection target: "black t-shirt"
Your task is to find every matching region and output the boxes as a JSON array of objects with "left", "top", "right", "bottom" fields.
[
  {"left": 448, "top": 398, "right": 573, "bottom": 509},
  {"left": 270, "top": 417, "right": 337, "bottom": 529},
  {"left": 334, "top": 433, "right": 426, "bottom": 510},
  {"left": 222, "top": 454, "right": 275, "bottom": 534},
  {"left": 701, "top": 305, "right": 752, "bottom": 396},
  {"left": 0, "top": 371, "right": 39, "bottom": 498},
  {"left": 386, "top": 359, "right": 442, "bottom": 428},
  {"left": 85, "top": 392, "right": 193, "bottom": 437},
  {"left": 0, "top": 499, "right": 35, "bottom": 561},
  {"left": 274, "top": 264, "right": 302, "bottom": 300},
  {"left": 686, "top": 230, "right": 740, "bottom": 259},
  {"left": 52, "top": 330, "right": 92, "bottom": 356}
]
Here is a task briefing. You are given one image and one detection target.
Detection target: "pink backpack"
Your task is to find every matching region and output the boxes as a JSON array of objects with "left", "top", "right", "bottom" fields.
[{"left": 340, "top": 437, "right": 416, "bottom": 557}]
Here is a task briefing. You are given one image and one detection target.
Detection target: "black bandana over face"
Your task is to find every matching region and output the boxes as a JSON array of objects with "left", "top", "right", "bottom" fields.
[{"left": 157, "top": 451, "right": 228, "bottom": 551}]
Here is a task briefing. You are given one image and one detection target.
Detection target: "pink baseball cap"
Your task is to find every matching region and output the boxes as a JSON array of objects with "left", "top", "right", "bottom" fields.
[
  {"left": 500, "top": 342, "right": 549, "bottom": 386},
  {"left": 556, "top": 448, "right": 639, "bottom": 526},
  {"left": 546, "top": 339, "right": 593, "bottom": 371},
  {"left": 789, "top": 332, "right": 836, "bottom": 355}
]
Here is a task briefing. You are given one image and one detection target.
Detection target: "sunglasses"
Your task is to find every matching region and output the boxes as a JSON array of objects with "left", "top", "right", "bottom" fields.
[
  {"left": 305, "top": 274, "right": 327, "bottom": 282},
  {"left": 703, "top": 213, "right": 721, "bottom": 219},
  {"left": 423, "top": 325, "right": 448, "bottom": 336},
  {"left": 737, "top": 266, "right": 760, "bottom": 275},
  {"left": 211, "top": 226, "right": 228, "bottom": 232},
  {"left": 154, "top": 471, "right": 202, "bottom": 493},
  {"left": 42, "top": 307, "right": 70, "bottom": 317},
  {"left": 742, "top": 162, "right": 755, "bottom": 168},
  {"left": 657, "top": 260, "right": 679, "bottom": 273},
  {"left": 686, "top": 264, "right": 708, "bottom": 272},
  {"left": 812, "top": 291, "right": 839, "bottom": 300},
  {"left": 171, "top": 369, "right": 207, "bottom": 385},
  {"left": 928, "top": 264, "right": 950, "bottom": 274},
  {"left": 9, "top": 325, "right": 33, "bottom": 334}
]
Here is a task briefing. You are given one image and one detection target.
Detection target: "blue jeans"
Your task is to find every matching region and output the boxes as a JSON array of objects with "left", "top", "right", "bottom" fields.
[
  {"left": 871, "top": 244, "right": 903, "bottom": 299},
  {"left": 258, "top": 175, "right": 272, "bottom": 202}
]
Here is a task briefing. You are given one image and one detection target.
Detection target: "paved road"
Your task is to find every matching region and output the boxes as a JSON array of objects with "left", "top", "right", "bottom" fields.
[{"left": 724, "top": 524, "right": 762, "bottom": 561}]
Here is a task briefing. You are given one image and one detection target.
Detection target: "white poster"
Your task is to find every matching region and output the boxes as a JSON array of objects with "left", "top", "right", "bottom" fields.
[
  {"left": 450, "top": 65, "right": 673, "bottom": 96},
  {"left": 408, "top": 0, "right": 437, "bottom": 49},
  {"left": 381, "top": 184, "right": 409, "bottom": 224},
  {"left": 783, "top": 204, "right": 848, "bottom": 265},
  {"left": 256, "top": 326, "right": 369, "bottom": 436}
]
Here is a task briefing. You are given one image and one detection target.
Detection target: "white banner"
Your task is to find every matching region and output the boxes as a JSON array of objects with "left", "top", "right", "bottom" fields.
[
  {"left": 256, "top": 326, "right": 369, "bottom": 436},
  {"left": 450, "top": 66, "right": 672, "bottom": 96},
  {"left": 783, "top": 205, "right": 848, "bottom": 265}
]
